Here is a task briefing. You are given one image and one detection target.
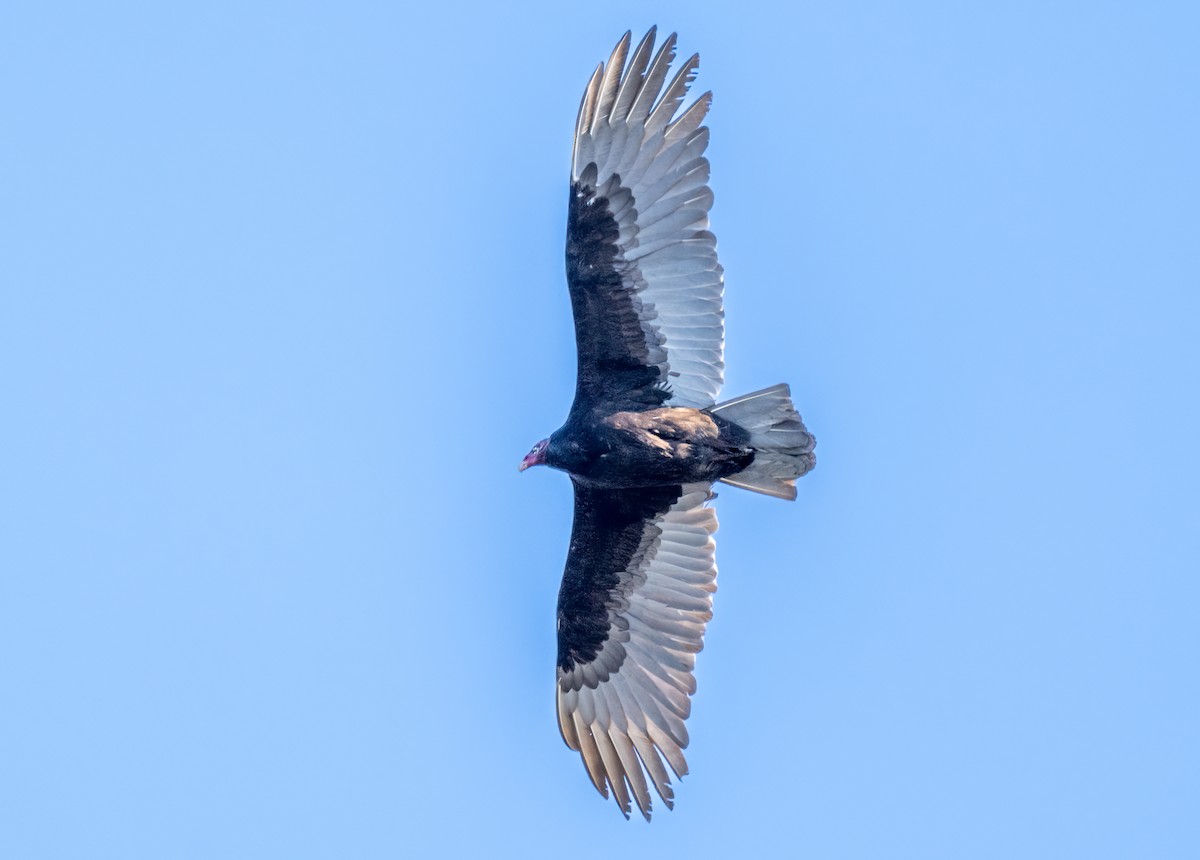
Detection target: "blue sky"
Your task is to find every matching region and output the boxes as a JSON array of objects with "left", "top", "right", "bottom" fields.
[{"left": 2, "top": 2, "right": 1198, "bottom": 857}]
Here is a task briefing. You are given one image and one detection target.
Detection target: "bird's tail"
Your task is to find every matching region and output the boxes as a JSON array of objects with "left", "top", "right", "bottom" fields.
[{"left": 710, "top": 384, "right": 815, "bottom": 500}]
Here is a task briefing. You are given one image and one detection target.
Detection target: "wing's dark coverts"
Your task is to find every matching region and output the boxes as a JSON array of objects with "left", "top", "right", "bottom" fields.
[
  {"left": 567, "top": 28, "right": 725, "bottom": 413},
  {"left": 556, "top": 482, "right": 718, "bottom": 820}
]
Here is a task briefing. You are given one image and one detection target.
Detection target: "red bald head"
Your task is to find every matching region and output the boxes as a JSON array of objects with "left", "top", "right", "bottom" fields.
[{"left": 519, "top": 439, "right": 549, "bottom": 472}]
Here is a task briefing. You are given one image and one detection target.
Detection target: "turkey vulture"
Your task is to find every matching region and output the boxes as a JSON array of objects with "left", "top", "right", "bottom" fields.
[{"left": 520, "top": 28, "right": 816, "bottom": 820}]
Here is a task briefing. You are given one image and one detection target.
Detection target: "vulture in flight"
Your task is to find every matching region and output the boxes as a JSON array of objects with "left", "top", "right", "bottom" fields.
[{"left": 520, "top": 28, "right": 816, "bottom": 820}]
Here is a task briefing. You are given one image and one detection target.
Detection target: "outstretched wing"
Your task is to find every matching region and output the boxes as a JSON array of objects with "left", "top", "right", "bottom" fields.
[
  {"left": 556, "top": 480, "right": 718, "bottom": 820},
  {"left": 566, "top": 29, "right": 724, "bottom": 413}
]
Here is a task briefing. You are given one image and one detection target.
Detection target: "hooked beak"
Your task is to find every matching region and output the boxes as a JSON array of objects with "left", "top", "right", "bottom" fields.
[{"left": 519, "top": 442, "right": 547, "bottom": 472}]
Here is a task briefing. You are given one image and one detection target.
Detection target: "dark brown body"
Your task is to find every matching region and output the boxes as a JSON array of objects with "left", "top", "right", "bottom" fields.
[{"left": 545, "top": 406, "right": 754, "bottom": 489}]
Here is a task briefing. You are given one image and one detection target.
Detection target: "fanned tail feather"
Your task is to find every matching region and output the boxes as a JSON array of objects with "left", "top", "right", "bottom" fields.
[{"left": 710, "top": 384, "right": 815, "bottom": 500}]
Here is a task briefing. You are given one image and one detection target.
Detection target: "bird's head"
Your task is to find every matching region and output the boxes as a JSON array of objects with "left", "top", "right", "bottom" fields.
[{"left": 519, "top": 438, "right": 550, "bottom": 472}]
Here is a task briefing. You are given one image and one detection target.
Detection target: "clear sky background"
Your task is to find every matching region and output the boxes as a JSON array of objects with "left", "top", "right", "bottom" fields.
[{"left": 2, "top": 2, "right": 1197, "bottom": 857}]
